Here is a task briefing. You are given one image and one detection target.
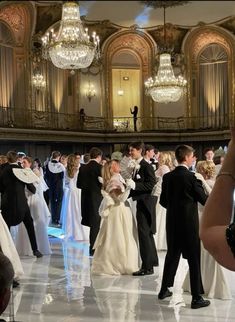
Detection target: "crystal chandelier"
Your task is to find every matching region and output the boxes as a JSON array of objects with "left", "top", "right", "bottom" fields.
[
  {"left": 32, "top": 72, "right": 46, "bottom": 90},
  {"left": 145, "top": 53, "right": 187, "bottom": 103},
  {"left": 144, "top": 4, "right": 187, "bottom": 103},
  {"left": 41, "top": 2, "right": 100, "bottom": 71}
]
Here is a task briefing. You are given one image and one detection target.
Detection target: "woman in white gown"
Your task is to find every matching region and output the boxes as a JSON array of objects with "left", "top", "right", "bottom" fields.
[
  {"left": 92, "top": 160, "right": 139, "bottom": 275},
  {"left": 154, "top": 151, "right": 174, "bottom": 251},
  {"left": 183, "top": 160, "right": 231, "bottom": 299},
  {"left": 15, "top": 156, "right": 52, "bottom": 256},
  {"left": 0, "top": 212, "right": 24, "bottom": 280},
  {"left": 61, "top": 154, "right": 89, "bottom": 241}
]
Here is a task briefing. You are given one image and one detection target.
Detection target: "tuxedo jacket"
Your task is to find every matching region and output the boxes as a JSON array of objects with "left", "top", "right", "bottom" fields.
[
  {"left": 77, "top": 160, "right": 102, "bottom": 227},
  {"left": 160, "top": 165, "right": 207, "bottom": 258},
  {"left": 44, "top": 160, "right": 64, "bottom": 198},
  {"left": 0, "top": 163, "right": 36, "bottom": 226},
  {"left": 130, "top": 158, "right": 157, "bottom": 233}
]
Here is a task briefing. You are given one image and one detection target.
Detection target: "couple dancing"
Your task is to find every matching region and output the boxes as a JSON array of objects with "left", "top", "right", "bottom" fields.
[{"left": 92, "top": 142, "right": 158, "bottom": 276}]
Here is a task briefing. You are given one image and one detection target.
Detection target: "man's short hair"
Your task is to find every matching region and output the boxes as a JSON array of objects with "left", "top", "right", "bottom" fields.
[
  {"left": 83, "top": 153, "right": 90, "bottom": 164},
  {"left": 89, "top": 147, "right": 103, "bottom": 159},
  {"left": 0, "top": 252, "right": 14, "bottom": 294},
  {"left": 175, "top": 145, "right": 194, "bottom": 163},
  {"left": 6, "top": 151, "right": 18, "bottom": 163},
  {"left": 51, "top": 151, "right": 61, "bottom": 160},
  {"left": 128, "top": 142, "right": 145, "bottom": 155},
  {"left": 145, "top": 144, "right": 155, "bottom": 153}
]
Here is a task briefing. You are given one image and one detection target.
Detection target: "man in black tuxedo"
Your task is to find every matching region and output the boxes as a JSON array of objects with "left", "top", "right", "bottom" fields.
[
  {"left": 0, "top": 151, "right": 42, "bottom": 258},
  {"left": 77, "top": 147, "right": 103, "bottom": 256},
  {"left": 44, "top": 151, "right": 65, "bottom": 226},
  {"left": 158, "top": 145, "right": 210, "bottom": 309},
  {"left": 127, "top": 142, "right": 158, "bottom": 276}
]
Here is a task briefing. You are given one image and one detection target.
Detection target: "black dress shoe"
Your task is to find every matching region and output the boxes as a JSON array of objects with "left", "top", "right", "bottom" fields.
[
  {"left": 158, "top": 288, "right": 173, "bottom": 300},
  {"left": 191, "top": 296, "right": 210, "bottom": 309},
  {"left": 132, "top": 268, "right": 154, "bottom": 276},
  {"left": 13, "top": 279, "right": 20, "bottom": 288},
  {"left": 33, "top": 250, "right": 43, "bottom": 258}
]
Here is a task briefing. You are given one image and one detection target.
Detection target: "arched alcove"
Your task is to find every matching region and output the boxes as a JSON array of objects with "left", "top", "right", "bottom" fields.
[
  {"left": 182, "top": 26, "right": 235, "bottom": 128},
  {"left": 112, "top": 50, "right": 140, "bottom": 117},
  {"left": 103, "top": 30, "right": 155, "bottom": 130}
]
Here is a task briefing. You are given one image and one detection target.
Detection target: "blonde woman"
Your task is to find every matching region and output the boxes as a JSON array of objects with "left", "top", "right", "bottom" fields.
[
  {"left": 184, "top": 160, "right": 231, "bottom": 299},
  {"left": 61, "top": 154, "right": 89, "bottom": 241},
  {"left": 154, "top": 151, "right": 174, "bottom": 251},
  {"left": 92, "top": 160, "right": 139, "bottom": 275}
]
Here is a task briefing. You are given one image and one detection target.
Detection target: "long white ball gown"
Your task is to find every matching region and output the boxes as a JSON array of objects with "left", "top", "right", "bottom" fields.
[
  {"left": 154, "top": 164, "right": 170, "bottom": 251},
  {"left": 15, "top": 169, "right": 52, "bottom": 256},
  {"left": 0, "top": 212, "right": 24, "bottom": 279},
  {"left": 183, "top": 174, "right": 231, "bottom": 299},
  {"left": 91, "top": 174, "right": 139, "bottom": 275},
  {"left": 61, "top": 170, "right": 89, "bottom": 241}
]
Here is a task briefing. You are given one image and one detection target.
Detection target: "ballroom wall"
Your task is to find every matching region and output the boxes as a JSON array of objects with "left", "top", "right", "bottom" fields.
[{"left": 0, "top": 1, "right": 234, "bottom": 154}]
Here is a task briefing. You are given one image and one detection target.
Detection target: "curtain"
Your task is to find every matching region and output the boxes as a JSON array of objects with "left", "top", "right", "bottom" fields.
[
  {"left": 48, "top": 62, "right": 67, "bottom": 113},
  {"left": 199, "top": 44, "right": 228, "bottom": 128},
  {"left": 0, "top": 45, "right": 15, "bottom": 108}
]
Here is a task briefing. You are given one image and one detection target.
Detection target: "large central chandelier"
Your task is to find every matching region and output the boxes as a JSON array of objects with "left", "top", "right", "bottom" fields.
[
  {"left": 145, "top": 53, "right": 187, "bottom": 103},
  {"left": 41, "top": 2, "right": 100, "bottom": 71},
  {"left": 144, "top": 3, "right": 187, "bottom": 103}
]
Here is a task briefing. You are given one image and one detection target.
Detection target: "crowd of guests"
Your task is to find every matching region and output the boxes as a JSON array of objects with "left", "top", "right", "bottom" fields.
[{"left": 0, "top": 139, "right": 234, "bottom": 318}]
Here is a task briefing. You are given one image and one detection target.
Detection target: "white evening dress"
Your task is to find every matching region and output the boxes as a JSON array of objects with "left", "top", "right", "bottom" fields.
[
  {"left": 61, "top": 170, "right": 89, "bottom": 241},
  {"left": 92, "top": 174, "right": 139, "bottom": 275},
  {"left": 0, "top": 212, "right": 24, "bottom": 279},
  {"left": 183, "top": 174, "right": 231, "bottom": 299},
  {"left": 154, "top": 164, "right": 170, "bottom": 251},
  {"left": 15, "top": 169, "right": 52, "bottom": 256}
]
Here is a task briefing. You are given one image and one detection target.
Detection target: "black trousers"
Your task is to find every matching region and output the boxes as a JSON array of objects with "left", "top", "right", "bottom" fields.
[
  {"left": 49, "top": 189, "right": 63, "bottom": 224},
  {"left": 136, "top": 204, "right": 159, "bottom": 269},
  {"left": 160, "top": 245, "right": 204, "bottom": 297},
  {"left": 89, "top": 221, "right": 100, "bottom": 255},
  {"left": 8, "top": 210, "right": 38, "bottom": 252}
]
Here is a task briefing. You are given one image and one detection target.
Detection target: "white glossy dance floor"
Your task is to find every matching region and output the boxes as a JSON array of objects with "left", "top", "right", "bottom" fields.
[{"left": 3, "top": 237, "right": 235, "bottom": 322}]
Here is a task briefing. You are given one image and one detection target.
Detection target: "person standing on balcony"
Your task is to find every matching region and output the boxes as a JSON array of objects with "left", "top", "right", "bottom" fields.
[{"left": 130, "top": 106, "right": 138, "bottom": 132}]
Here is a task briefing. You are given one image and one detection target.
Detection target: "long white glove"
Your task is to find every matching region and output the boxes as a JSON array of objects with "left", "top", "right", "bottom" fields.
[
  {"left": 117, "top": 186, "right": 131, "bottom": 202},
  {"left": 126, "top": 178, "right": 136, "bottom": 190}
]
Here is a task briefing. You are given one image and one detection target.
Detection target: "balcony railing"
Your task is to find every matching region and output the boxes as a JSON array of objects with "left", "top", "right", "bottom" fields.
[{"left": 0, "top": 106, "right": 232, "bottom": 132}]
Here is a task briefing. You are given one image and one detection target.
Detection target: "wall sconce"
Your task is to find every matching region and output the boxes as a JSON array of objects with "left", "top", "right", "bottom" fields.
[{"left": 86, "top": 80, "right": 96, "bottom": 102}]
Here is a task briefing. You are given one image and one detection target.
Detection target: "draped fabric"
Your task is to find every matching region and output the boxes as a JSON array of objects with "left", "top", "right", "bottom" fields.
[
  {"left": 0, "top": 45, "right": 15, "bottom": 108},
  {"left": 199, "top": 44, "right": 228, "bottom": 128},
  {"left": 0, "top": 22, "right": 15, "bottom": 126},
  {"left": 48, "top": 62, "right": 67, "bottom": 112}
]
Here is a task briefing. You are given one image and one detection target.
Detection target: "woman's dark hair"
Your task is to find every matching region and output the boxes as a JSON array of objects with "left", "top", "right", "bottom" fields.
[{"left": 34, "top": 158, "right": 42, "bottom": 168}]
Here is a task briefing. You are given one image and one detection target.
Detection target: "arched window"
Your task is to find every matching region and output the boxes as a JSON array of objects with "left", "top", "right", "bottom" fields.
[{"left": 198, "top": 43, "right": 228, "bottom": 129}]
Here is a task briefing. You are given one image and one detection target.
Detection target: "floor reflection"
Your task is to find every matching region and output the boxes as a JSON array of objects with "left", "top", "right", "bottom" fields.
[{"left": 5, "top": 238, "right": 234, "bottom": 322}]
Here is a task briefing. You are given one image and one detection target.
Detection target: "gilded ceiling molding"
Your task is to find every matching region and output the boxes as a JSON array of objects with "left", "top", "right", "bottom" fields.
[
  {"left": 191, "top": 31, "right": 231, "bottom": 63},
  {"left": 0, "top": 5, "right": 24, "bottom": 33},
  {"left": 0, "top": 2, "right": 35, "bottom": 46},
  {"left": 107, "top": 34, "right": 149, "bottom": 66},
  {"left": 183, "top": 26, "right": 233, "bottom": 63}
]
